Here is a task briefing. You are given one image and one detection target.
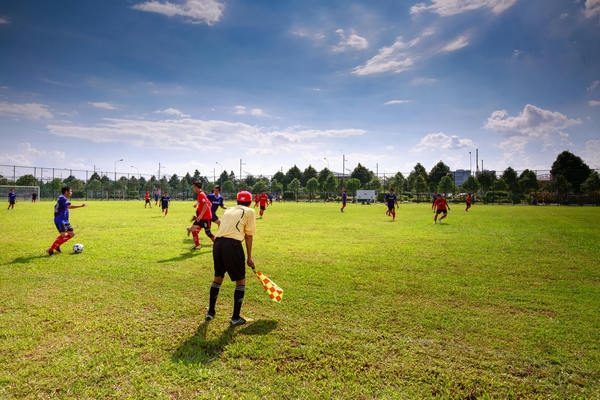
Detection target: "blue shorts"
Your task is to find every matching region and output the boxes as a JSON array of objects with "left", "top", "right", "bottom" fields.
[{"left": 54, "top": 221, "right": 73, "bottom": 233}]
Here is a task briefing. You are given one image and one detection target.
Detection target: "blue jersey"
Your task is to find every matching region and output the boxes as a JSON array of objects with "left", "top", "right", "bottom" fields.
[
  {"left": 207, "top": 193, "right": 224, "bottom": 213},
  {"left": 160, "top": 195, "right": 170, "bottom": 208},
  {"left": 342, "top": 192, "right": 347, "bottom": 203},
  {"left": 8, "top": 192, "right": 16, "bottom": 204},
  {"left": 385, "top": 193, "right": 397, "bottom": 208},
  {"left": 54, "top": 195, "right": 71, "bottom": 224}
]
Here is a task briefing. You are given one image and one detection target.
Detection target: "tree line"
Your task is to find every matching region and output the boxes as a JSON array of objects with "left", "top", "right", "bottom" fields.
[{"left": 2, "top": 151, "right": 599, "bottom": 203}]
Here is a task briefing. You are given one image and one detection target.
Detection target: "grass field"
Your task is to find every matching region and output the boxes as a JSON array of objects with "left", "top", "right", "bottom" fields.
[{"left": 1, "top": 199, "right": 599, "bottom": 399}]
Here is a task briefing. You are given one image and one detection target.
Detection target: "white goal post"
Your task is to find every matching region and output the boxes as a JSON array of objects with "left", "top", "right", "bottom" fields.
[{"left": 0, "top": 185, "right": 40, "bottom": 201}]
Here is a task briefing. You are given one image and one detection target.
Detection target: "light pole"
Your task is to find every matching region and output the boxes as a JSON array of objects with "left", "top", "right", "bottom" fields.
[
  {"left": 114, "top": 158, "right": 123, "bottom": 200},
  {"left": 323, "top": 157, "right": 329, "bottom": 169},
  {"left": 469, "top": 151, "right": 472, "bottom": 176},
  {"left": 130, "top": 165, "right": 140, "bottom": 179},
  {"left": 216, "top": 161, "right": 224, "bottom": 187}
]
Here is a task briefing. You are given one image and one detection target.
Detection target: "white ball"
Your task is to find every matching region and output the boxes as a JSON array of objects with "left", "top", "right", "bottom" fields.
[{"left": 73, "top": 243, "right": 84, "bottom": 253}]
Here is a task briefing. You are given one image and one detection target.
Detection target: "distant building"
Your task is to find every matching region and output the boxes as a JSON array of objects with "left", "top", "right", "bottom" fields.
[{"left": 453, "top": 169, "right": 471, "bottom": 186}]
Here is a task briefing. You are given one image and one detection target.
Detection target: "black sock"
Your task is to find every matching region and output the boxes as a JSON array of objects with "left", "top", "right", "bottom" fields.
[
  {"left": 208, "top": 282, "right": 221, "bottom": 315},
  {"left": 232, "top": 285, "right": 245, "bottom": 319}
]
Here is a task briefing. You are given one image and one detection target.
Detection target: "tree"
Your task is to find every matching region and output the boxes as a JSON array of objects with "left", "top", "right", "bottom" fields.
[
  {"left": 222, "top": 179, "right": 236, "bottom": 195},
  {"left": 408, "top": 163, "right": 428, "bottom": 193},
  {"left": 302, "top": 165, "right": 318, "bottom": 186},
  {"left": 350, "top": 163, "right": 374, "bottom": 186},
  {"left": 550, "top": 151, "right": 591, "bottom": 193},
  {"left": 501, "top": 167, "right": 518, "bottom": 193},
  {"left": 365, "top": 177, "right": 382, "bottom": 191},
  {"left": 428, "top": 161, "right": 451, "bottom": 192},
  {"left": 251, "top": 179, "right": 268, "bottom": 194},
  {"left": 389, "top": 172, "right": 406, "bottom": 193},
  {"left": 15, "top": 174, "right": 40, "bottom": 186},
  {"left": 581, "top": 170, "right": 600, "bottom": 194},
  {"left": 305, "top": 177, "right": 319, "bottom": 201},
  {"left": 518, "top": 169, "right": 539, "bottom": 193},
  {"left": 287, "top": 178, "right": 301, "bottom": 201},
  {"left": 323, "top": 174, "right": 338, "bottom": 199},
  {"left": 270, "top": 179, "right": 283, "bottom": 197},
  {"left": 437, "top": 175, "right": 455, "bottom": 196},
  {"left": 285, "top": 165, "right": 302, "bottom": 188},
  {"left": 477, "top": 171, "right": 496, "bottom": 193},
  {"left": 461, "top": 175, "right": 480, "bottom": 194},
  {"left": 344, "top": 178, "right": 361, "bottom": 195}
]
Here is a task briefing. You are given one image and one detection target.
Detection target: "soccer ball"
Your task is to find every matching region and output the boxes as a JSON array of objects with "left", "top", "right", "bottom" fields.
[{"left": 73, "top": 243, "right": 84, "bottom": 253}]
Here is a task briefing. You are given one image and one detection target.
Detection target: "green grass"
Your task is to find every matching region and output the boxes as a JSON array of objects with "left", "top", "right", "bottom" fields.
[{"left": 1, "top": 199, "right": 599, "bottom": 399}]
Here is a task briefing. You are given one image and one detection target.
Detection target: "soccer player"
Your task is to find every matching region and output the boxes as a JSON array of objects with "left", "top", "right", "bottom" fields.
[
  {"left": 7, "top": 189, "right": 16, "bottom": 210},
  {"left": 206, "top": 185, "right": 227, "bottom": 227},
  {"left": 254, "top": 190, "right": 269, "bottom": 218},
  {"left": 144, "top": 191, "right": 152, "bottom": 208},
  {"left": 465, "top": 193, "right": 472, "bottom": 212},
  {"left": 340, "top": 188, "right": 347, "bottom": 212},
  {"left": 154, "top": 189, "right": 160, "bottom": 206},
  {"left": 384, "top": 188, "right": 399, "bottom": 221},
  {"left": 206, "top": 190, "right": 256, "bottom": 327},
  {"left": 160, "top": 191, "right": 171, "bottom": 216},
  {"left": 433, "top": 194, "right": 450, "bottom": 224},
  {"left": 47, "top": 186, "right": 86, "bottom": 255},
  {"left": 190, "top": 181, "right": 215, "bottom": 250}
]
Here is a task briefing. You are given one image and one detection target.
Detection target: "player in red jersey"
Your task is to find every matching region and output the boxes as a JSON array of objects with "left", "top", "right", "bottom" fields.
[
  {"left": 254, "top": 190, "right": 269, "bottom": 218},
  {"left": 465, "top": 193, "right": 472, "bottom": 212},
  {"left": 144, "top": 191, "right": 152, "bottom": 208},
  {"left": 190, "top": 181, "right": 215, "bottom": 250},
  {"left": 432, "top": 195, "right": 450, "bottom": 224}
]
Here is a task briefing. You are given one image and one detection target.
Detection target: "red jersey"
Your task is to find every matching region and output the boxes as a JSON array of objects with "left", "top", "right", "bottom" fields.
[
  {"left": 433, "top": 197, "right": 449, "bottom": 211},
  {"left": 257, "top": 193, "right": 269, "bottom": 207},
  {"left": 196, "top": 190, "right": 212, "bottom": 220}
]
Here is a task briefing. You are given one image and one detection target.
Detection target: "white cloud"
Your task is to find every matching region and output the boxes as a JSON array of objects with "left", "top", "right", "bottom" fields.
[
  {"left": 587, "top": 80, "right": 600, "bottom": 92},
  {"left": 89, "top": 102, "right": 118, "bottom": 110},
  {"left": 45, "top": 118, "right": 365, "bottom": 156},
  {"left": 352, "top": 36, "right": 417, "bottom": 75},
  {"left": 235, "top": 105, "right": 269, "bottom": 117},
  {"left": 410, "top": 0, "right": 519, "bottom": 17},
  {"left": 384, "top": 100, "right": 411, "bottom": 105},
  {"left": 484, "top": 104, "right": 580, "bottom": 152},
  {"left": 0, "top": 17, "right": 10, "bottom": 24},
  {"left": 132, "top": 0, "right": 224, "bottom": 25},
  {"left": 583, "top": 0, "right": 600, "bottom": 19},
  {"left": 156, "top": 107, "right": 190, "bottom": 117},
  {"left": 331, "top": 29, "right": 368, "bottom": 53},
  {"left": 413, "top": 132, "right": 475, "bottom": 151},
  {"left": 589, "top": 100, "right": 600, "bottom": 107},
  {"left": 583, "top": 139, "right": 600, "bottom": 168},
  {"left": 0, "top": 102, "right": 53, "bottom": 120},
  {"left": 440, "top": 35, "right": 469, "bottom": 53},
  {"left": 0, "top": 142, "right": 65, "bottom": 167},
  {"left": 410, "top": 77, "right": 437, "bottom": 86}
]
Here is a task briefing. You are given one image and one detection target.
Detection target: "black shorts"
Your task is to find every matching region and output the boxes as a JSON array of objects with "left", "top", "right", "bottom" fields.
[
  {"left": 436, "top": 209, "right": 447, "bottom": 215},
  {"left": 193, "top": 219, "right": 211, "bottom": 229},
  {"left": 213, "top": 237, "right": 246, "bottom": 281}
]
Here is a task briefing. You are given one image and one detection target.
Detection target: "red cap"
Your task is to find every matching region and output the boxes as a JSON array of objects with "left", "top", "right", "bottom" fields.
[{"left": 237, "top": 191, "right": 252, "bottom": 203}]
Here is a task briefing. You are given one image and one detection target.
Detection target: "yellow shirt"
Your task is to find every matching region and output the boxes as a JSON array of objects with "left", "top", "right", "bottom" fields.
[{"left": 215, "top": 205, "right": 256, "bottom": 241}]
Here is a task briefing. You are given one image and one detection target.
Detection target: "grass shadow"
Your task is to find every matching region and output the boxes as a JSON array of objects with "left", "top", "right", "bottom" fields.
[{"left": 172, "top": 319, "right": 278, "bottom": 366}]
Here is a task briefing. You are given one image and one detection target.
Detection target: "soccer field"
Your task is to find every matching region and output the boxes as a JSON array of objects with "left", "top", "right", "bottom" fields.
[{"left": 1, "top": 200, "right": 599, "bottom": 399}]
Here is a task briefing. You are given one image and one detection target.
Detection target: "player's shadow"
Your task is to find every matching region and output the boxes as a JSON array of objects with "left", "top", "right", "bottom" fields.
[
  {"left": 157, "top": 248, "right": 210, "bottom": 263},
  {"left": 10, "top": 254, "right": 50, "bottom": 264},
  {"left": 172, "top": 319, "right": 278, "bottom": 366}
]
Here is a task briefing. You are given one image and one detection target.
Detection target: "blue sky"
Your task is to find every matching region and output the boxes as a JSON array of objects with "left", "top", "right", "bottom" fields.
[{"left": 1, "top": 0, "right": 599, "bottom": 180}]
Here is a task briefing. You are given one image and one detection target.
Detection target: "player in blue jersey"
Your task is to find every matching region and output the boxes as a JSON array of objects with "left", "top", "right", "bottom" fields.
[
  {"left": 206, "top": 185, "right": 227, "bottom": 227},
  {"left": 47, "top": 186, "right": 86, "bottom": 255},
  {"left": 7, "top": 189, "right": 16, "bottom": 210},
  {"left": 384, "top": 188, "right": 399, "bottom": 221},
  {"left": 340, "top": 188, "right": 347, "bottom": 212}
]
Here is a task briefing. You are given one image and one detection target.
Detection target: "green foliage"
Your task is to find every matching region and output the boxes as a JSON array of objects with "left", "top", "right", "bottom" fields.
[
  {"left": 551, "top": 150, "right": 591, "bottom": 193},
  {"left": 437, "top": 175, "right": 455, "bottom": 195},
  {"left": 1, "top": 202, "right": 599, "bottom": 398},
  {"left": 344, "top": 177, "right": 361, "bottom": 194}
]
